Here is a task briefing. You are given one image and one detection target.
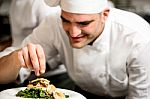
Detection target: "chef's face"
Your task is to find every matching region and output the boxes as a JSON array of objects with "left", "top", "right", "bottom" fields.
[{"left": 61, "top": 8, "right": 109, "bottom": 48}]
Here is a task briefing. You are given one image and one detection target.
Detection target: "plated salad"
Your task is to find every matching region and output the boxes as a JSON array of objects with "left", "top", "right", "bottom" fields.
[{"left": 16, "top": 78, "right": 69, "bottom": 99}]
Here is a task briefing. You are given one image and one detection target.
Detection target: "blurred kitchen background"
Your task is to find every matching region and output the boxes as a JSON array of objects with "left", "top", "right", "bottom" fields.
[{"left": 0, "top": 0, "right": 150, "bottom": 51}]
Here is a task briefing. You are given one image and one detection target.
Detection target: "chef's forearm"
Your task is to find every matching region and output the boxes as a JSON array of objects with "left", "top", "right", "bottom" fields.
[{"left": 0, "top": 50, "right": 21, "bottom": 84}]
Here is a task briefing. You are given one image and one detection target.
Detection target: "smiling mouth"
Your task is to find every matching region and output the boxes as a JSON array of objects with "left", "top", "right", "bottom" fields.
[{"left": 70, "top": 35, "right": 86, "bottom": 42}]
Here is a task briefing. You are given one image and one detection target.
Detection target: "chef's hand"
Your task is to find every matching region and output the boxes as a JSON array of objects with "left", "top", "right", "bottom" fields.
[{"left": 17, "top": 43, "right": 46, "bottom": 76}]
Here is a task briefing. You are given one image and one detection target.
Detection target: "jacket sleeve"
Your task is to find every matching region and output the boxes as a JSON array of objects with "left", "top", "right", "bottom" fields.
[{"left": 126, "top": 43, "right": 150, "bottom": 99}]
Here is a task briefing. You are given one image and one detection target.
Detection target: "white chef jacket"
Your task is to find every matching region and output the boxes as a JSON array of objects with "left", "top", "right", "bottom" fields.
[
  {"left": 12, "top": 8, "right": 150, "bottom": 98},
  {"left": 0, "top": 0, "right": 66, "bottom": 83}
]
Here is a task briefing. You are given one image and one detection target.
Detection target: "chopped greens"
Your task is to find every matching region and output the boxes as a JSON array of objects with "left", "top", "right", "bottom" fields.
[
  {"left": 16, "top": 88, "right": 53, "bottom": 99},
  {"left": 16, "top": 88, "right": 69, "bottom": 99},
  {"left": 65, "top": 94, "right": 69, "bottom": 98}
]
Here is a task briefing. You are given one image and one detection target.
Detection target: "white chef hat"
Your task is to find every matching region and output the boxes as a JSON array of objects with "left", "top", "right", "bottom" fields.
[{"left": 44, "top": 0, "right": 108, "bottom": 14}]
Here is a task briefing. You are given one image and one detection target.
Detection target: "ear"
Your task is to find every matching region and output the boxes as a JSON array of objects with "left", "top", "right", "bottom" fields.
[
  {"left": 103, "top": 8, "right": 110, "bottom": 17},
  {"left": 101, "top": 7, "right": 110, "bottom": 22}
]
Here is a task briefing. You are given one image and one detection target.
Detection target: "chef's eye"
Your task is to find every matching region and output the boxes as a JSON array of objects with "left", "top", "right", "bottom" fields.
[
  {"left": 78, "top": 20, "right": 93, "bottom": 27},
  {"left": 62, "top": 19, "right": 70, "bottom": 23},
  {"left": 61, "top": 16, "right": 70, "bottom": 23},
  {"left": 79, "top": 22, "right": 90, "bottom": 26}
]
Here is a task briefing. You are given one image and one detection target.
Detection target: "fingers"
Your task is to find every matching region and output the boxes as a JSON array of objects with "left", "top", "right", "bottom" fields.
[
  {"left": 18, "top": 43, "right": 46, "bottom": 76},
  {"left": 28, "top": 43, "right": 40, "bottom": 76},
  {"left": 36, "top": 44, "right": 46, "bottom": 74},
  {"left": 22, "top": 47, "right": 33, "bottom": 69}
]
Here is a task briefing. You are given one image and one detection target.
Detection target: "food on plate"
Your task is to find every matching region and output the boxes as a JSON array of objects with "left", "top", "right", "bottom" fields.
[{"left": 16, "top": 78, "right": 69, "bottom": 99}]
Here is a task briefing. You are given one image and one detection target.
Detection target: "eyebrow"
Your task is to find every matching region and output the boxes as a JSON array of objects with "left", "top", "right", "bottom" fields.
[
  {"left": 61, "top": 16, "right": 70, "bottom": 22},
  {"left": 77, "top": 20, "right": 94, "bottom": 25},
  {"left": 61, "top": 16, "right": 94, "bottom": 24}
]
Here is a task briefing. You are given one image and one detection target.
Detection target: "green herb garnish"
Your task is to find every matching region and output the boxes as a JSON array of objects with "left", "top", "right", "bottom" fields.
[{"left": 16, "top": 88, "right": 52, "bottom": 99}]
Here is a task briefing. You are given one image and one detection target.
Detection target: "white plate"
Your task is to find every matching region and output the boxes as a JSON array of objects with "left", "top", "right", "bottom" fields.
[{"left": 0, "top": 87, "right": 86, "bottom": 99}]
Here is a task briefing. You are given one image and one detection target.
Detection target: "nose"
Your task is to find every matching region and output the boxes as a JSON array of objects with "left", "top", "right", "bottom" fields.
[{"left": 69, "top": 24, "right": 81, "bottom": 37}]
